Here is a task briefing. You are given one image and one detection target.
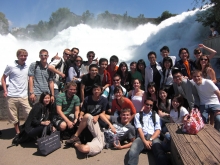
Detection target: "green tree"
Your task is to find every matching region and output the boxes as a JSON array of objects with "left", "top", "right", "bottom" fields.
[
  {"left": 195, "top": 0, "right": 220, "bottom": 32},
  {"left": 81, "top": 10, "right": 94, "bottom": 24},
  {"left": 0, "top": 12, "right": 9, "bottom": 34},
  {"left": 157, "top": 11, "right": 176, "bottom": 24}
]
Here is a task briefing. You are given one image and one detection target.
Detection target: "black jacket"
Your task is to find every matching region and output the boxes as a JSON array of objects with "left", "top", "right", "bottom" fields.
[
  {"left": 174, "top": 59, "right": 195, "bottom": 78},
  {"left": 24, "top": 103, "right": 52, "bottom": 133}
]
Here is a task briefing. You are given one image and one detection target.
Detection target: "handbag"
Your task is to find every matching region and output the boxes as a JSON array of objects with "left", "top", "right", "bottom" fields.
[
  {"left": 182, "top": 108, "right": 205, "bottom": 135},
  {"left": 37, "top": 126, "right": 61, "bottom": 156}
]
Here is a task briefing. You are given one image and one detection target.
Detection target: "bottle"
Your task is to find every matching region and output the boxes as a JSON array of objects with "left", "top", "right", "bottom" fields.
[{"left": 113, "top": 133, "right": 119, "bottom": 146}]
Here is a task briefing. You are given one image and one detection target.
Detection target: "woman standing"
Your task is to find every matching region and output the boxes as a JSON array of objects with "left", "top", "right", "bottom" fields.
[
  {"left": 137, "top": 59, "right": 146, "bottom": 90},
  {"left": 24, "top": 92, "right": 55, "bottom": 138},
  {"left": 116, "top": 62, "right": 132, "bottom": 91},
  {"left": 128, "top": 79, "right": 146, "bottom": 113},
  {"left": 197, "top": 55, "right": 217, "bottom": 84}
]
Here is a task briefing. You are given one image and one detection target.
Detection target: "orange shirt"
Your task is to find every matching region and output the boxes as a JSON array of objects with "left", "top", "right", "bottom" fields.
[
  {"left": 183, "top": 60, "right": 191, "bottom": 79},
  {"left": 111, "top": 97, "right": 136, "bottom": 115},
  {"left": 107, "top": 65, "right": 118, "bottom": 84}
]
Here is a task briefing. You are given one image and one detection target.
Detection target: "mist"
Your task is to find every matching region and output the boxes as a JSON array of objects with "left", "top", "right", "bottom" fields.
[{"left": 0, "top": 9, "right": 210, "bottom": 77}]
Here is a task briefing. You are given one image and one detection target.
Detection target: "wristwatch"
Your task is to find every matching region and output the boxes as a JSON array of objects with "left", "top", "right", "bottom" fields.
[
  {"left": 29, "top": 92, "right": 34, "bottom": 95},
  {"left": 149, "top": 138, "right": 153, "bottom": 141}
]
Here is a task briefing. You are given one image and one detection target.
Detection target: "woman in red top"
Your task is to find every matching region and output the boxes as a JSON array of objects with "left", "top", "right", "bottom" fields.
[{"left": 111, "top": 86, "right": 136, "bottom": 121}]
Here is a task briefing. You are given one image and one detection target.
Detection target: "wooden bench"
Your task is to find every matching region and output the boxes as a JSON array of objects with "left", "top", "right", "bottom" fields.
[{"left": 166, "top": 123, "right": 220, "bottom": 165}]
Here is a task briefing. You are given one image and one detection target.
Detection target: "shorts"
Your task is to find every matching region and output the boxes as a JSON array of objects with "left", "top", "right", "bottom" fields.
[
  {"left": 86, "top": 114, "right": 105, "bottom": 156},
  {"left": 53, "top": 114, "right": 75, "bottom": 129},
  {"left": 7, "top": 96, "right": 31, "bottom": 124}
]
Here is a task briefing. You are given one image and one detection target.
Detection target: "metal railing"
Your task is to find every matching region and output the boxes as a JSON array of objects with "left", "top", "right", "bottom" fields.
[{"left": 203, "top": 36, "right": 220, "bottom": 58}]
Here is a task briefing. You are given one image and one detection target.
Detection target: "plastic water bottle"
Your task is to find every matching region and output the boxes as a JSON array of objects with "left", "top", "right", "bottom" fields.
[{"left": 113, "top": 133, "right": 119, "bottom": 146}]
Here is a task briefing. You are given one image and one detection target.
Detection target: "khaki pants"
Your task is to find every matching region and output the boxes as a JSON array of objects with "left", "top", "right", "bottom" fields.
[
  {"left": 86, "top": 114, "right": 105, "bottom": 156},
  {"left": 7, "top": 96, "right": 31, "bottom": 124}
]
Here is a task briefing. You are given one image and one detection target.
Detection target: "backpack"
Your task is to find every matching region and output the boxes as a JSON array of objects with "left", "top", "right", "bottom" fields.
[{"left": 139, "top": 110, "right": 156, "bottom": 127}]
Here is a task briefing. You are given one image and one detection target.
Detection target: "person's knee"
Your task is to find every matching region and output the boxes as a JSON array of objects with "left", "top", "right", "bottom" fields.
[
  {"left": 76, "top": 144, "right": 90, "bottom": 153},
  {"left": 59, "top": 122, "right": 67, "bottom": 131}
]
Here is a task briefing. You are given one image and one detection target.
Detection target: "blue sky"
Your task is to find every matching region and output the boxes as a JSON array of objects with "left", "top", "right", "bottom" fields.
[{"left": 0, "top": 0, "right": 197, "bottom": 28}]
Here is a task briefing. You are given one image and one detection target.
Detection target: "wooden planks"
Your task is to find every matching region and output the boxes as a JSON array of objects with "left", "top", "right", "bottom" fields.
[{"left": 166, "top": 123, "right": 220, "bottom": 165}]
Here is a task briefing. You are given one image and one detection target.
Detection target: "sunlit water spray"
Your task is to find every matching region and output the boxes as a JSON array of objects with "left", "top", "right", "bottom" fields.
[{"left": 0, "top": 9, "right": 211, "bottom": 80}]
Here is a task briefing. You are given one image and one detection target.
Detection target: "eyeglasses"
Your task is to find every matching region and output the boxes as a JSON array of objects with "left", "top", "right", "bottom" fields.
[
  {"left": 145, "top": 103, "right": 153, "bottom": 107},
  {"left": 200, "top": 58, "right": 208, "bottom": 61},
  {"left": 75, "top": 60, "right": 82, "bottom": 62},
  {"left": 64, "top": 52, "right": 71, "bottom": 56},
  {"left": 173, "top": 75, "right": 181, "bottom": 79},
  {"left": 40, "top": 54, "right": 48, "bottom": 57},
  {"left": 88, "top": 55, "right": 94, "bottom": 58},
  {"left": 113, "top": 79, "right": 120, "bottom": 82}
]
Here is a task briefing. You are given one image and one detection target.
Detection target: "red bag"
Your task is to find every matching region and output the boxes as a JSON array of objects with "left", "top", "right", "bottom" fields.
[{"left": 182, "top": 108, "right": 205, "bottom": 135}]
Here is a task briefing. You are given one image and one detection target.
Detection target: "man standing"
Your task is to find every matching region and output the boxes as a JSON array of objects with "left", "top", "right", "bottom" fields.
[
  {"left": 127, "top": 98, "right": 168, "bottom": 165},
  {"left": 191, "top": 70, "right": 220, "bottom": 132},
  {"left": 145, "top": 51, "right": 163, "bottom": 90},
  {"left": 53, "top": 81, "right": 80, "bottom": 132},
  {"left": 48, "top": 48, "right": 71, "bottom": 97},
  {"left": 1, "top": 49, "right": 31, "bottom": 135},
  {"left": 65, "top": 84, "right": 108, "bottom": 156},
  {"left": 28, "top": 49, "right": 54, "bottom": 105},
  {"left": 172, "top": 68, "right": 199, "bottom": 110},
  {"left": 159, "top": 46, "right": 176, "bottom": 66}
]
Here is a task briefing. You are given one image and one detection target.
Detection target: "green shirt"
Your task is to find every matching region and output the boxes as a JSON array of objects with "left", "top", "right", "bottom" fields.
[{"left": 56, "top": 92, "right": 80, "bottom": 115}]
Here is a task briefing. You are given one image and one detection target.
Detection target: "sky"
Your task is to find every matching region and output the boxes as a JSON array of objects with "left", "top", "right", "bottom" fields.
[{"left": 0, "top": 0, "right": 198, "bottom": 28}]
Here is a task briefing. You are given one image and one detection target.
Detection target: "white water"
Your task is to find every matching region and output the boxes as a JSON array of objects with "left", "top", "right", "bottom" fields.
[{"left": 0, "top": 9, "right": 209, "bottom": 77}]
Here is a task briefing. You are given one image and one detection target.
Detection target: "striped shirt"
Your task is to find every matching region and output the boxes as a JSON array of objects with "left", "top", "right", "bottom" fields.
[
  {"left": 56, "top": 92, "right": 80, "bottom": 115},
  {"left": 28, "top": 61, "right": 53, "bottom": 95}
]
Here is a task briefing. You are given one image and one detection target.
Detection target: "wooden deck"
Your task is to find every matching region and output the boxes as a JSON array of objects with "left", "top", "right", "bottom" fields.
[{"left": 166, "top": 123, "right": 220, "bottom": 165}]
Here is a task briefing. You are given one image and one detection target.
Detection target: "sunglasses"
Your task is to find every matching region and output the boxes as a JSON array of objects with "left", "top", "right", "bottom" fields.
[
  {"left": 88, "top": 55, "right": 94, "bottom": 58},
  {"left": 64, "top": 52, "right": 71, "bottom": 56},
  {"left": 196, "top": 52, "right": 201, "bottom": 55},
  {"left": 113, "top": 79, "right": 120, "bottom": 82},
  {"left": 145, "top": 103, "right": 153, "bottom": 107},
  {"left": 200, "top": 58, "right": 208, "bottom": 61},
  {"left": 75, "top": 60, "right": 82, "bottom": 62},
  {"left": 40, "top": 54, "right": 48, "bottom": 57}
]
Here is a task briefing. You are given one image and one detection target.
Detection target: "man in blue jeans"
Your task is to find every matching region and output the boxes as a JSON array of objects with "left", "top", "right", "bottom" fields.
[
  {"left": 127, "top": 98, "right": 168, "bottom": 165},
  {"left": 191, "top": 70, "right": 220, "bottom": 132}
]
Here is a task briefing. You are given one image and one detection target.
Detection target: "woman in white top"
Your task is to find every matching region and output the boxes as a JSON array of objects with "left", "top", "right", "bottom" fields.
[
  {"left": 170, "top": 94, "right": 189, "bottom": 123},
  {"left": 161, "top": 57, "right": 173, "bottom": 87},
  {"left": 128, "top": 79, "right": 146, "bottom": 113}
]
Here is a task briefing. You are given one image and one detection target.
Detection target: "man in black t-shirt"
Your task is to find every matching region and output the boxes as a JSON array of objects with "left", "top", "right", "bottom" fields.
[
  {"left": 80, "top": 64, "right": 101, "bottom": 106},
  {"left": 65, "top": 84, "right": 108, "bottom": 156},
  {"left": 100, "top": 108, "right": 135, "bottom": 149}
]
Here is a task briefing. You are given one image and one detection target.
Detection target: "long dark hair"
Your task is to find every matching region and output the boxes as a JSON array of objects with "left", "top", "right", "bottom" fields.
[
  {"left": 158, "top": 87, "right": 169, "bottom": 110},
  {"left": 147, "top": 82, "right": 158, "bottom": 98},
  {"left": 117, "top": 62, "right": 129, "bottom": 78},
  {"left": 39, "top": 92, "right": 51, "bottom": 107},
  {"left": 197, "top": 54, "right": 211, "bottom": 78},
  {"left": 171, "top": 94, "right": 184, "bottom": 118},
  {"left": 137, "top": 59, "right": 146, "bottom": 73}
]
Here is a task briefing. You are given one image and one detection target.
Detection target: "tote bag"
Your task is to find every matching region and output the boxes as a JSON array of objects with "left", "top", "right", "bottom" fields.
[
  {"left": 182, "top": 108, "right": 205, "bottom": 135},
  {"left": 37, "top": 126, "right": 61, "bottom": 156}
]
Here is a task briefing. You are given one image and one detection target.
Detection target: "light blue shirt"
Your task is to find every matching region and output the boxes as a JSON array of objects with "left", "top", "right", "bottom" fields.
[
  {"left": 3, "top": 60, "right": 29, "bottom": 97},
  {"left": 134, "top": 111, "right": 161, "bottom": 135}
]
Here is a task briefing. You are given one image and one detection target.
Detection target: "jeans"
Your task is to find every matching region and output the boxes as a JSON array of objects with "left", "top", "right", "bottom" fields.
[
  {"left": 200, "top": 104, "right": 220, "bottom": 132},
  {"left": 127, "top": 135, "right": 168, "bottom": 165}
]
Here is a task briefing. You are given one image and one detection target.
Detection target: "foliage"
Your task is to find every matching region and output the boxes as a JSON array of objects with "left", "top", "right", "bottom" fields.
[
  {"left": 0, "top": 12, "right": 9, "bottom": 34},
  {"left": 156, "top": 11, "right": 177, "bottom": 24},
  {"left": 195, "top": 0, "right": 220, "bottom": 32}
]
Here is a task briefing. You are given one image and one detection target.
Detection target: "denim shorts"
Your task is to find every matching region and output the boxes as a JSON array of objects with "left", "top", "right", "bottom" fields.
[{"left": 200, "top": 104, "right": 220, "bottom": 114}]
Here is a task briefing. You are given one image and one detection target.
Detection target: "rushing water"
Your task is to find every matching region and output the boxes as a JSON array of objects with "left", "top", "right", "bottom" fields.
[{"left": 0, "top": 9, "right": 209, "bottom": 77}]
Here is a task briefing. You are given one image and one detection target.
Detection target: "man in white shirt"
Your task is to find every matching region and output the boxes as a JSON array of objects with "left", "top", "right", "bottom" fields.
[
  {"left": 191, "top": 70, "right": 220, "bottom": 132},
  {"left": 1, "top": 49, "right": 31, "bottom": 135},
  {"left": 127, "top": 98, "right": 168, "bottom": 165}
]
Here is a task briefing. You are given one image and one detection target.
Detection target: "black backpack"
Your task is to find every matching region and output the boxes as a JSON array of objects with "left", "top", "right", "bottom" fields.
[{"left": 139, "top": 110, "right": 156, "bottom": 127}]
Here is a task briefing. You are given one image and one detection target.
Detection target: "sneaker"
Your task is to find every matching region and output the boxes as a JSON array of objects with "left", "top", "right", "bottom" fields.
[{"left": 65, "top": 135, "right": 80, "bottom": 144}]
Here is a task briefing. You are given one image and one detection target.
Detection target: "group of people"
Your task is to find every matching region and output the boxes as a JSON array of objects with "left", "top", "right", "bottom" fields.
[{"left": 1, "top": 43, "right": 220, "bottom": 165}]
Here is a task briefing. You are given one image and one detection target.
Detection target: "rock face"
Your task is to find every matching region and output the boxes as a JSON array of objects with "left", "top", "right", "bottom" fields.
[{"left": 0, "top": 90, "right": 25, "bottom": 120}]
